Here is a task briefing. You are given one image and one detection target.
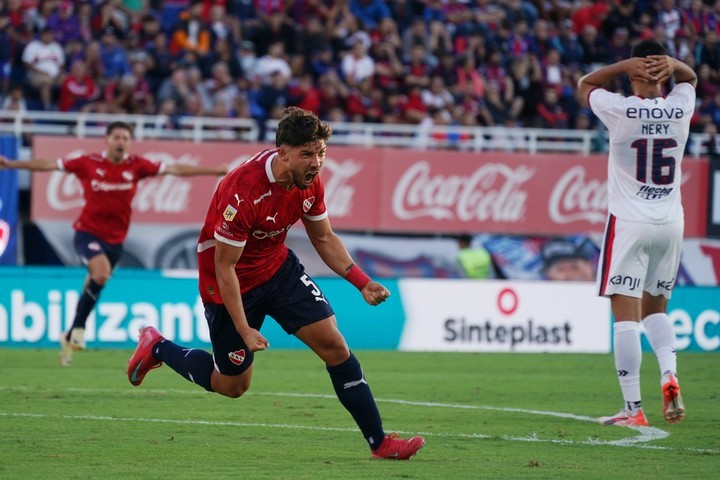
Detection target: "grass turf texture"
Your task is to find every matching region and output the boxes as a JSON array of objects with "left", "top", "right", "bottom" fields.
[{"left": 0, "top": 349, "right": 718, "bottom": 479}]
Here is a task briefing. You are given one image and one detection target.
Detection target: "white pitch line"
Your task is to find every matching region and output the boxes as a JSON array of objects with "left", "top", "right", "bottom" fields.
[{"left": 1, "top": 386, "right": 716, "bottom": 453}]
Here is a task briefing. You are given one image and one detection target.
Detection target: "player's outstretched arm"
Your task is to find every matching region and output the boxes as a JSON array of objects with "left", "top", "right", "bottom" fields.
[
  {"left": 163, "top": 163, "right": 228, "bottom": 176},
  {"left": 0, "top": 156, "right": 58, "bottom": 171}
]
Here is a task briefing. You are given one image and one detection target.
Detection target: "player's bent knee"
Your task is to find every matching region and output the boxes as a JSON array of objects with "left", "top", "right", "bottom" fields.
[{"left": 212, "top": 374, "right": 251, "bottom": 398}]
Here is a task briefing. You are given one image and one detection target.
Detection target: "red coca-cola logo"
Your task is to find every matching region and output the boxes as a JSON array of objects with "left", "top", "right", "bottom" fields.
[
  {"left": 391, "top": 161, "right": 533, "bottom": 223},
  {"left": 548, "top": 166, "right": 608, "bottom": 224},
  {"left": 322, "top": 158, "right": 363, "bottom": 218}
]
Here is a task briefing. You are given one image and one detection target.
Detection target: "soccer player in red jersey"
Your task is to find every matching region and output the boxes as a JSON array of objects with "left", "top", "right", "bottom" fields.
[
  {"left": 127, "top": 107, "right": 425, "bottom": 460},
  {"left": 0, "top": 121, "right": 227, "bottom": 366}
]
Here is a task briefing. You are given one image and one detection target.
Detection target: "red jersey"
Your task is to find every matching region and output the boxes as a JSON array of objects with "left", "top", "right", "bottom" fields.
[
  {"left": 197, "top": 149, "right": 327, "bottom": 303},
  {"left": 60, "top": 153, "right": 164, "bottom": 244}
]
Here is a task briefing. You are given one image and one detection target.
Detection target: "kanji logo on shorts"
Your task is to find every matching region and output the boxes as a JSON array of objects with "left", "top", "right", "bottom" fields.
[
  {"left": 303, "top": 196, "right": 315, "bottom": 213},
  {"left": 228, "top": 349, "right": 246, "bottom": 365}
]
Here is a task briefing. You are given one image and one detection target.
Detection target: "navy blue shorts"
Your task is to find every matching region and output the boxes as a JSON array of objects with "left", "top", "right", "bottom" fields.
[
  {"left": 73, "top": 231, "right": 123, "bottom": 268},
  {"left": 205, "top": 250, "right": 335, "bottom": 376}
]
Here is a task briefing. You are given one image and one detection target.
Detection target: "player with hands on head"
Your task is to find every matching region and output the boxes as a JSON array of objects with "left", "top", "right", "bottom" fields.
[
  {"left": 127, "top": 107, "right": 425, "bottom": 460},
  {"left": 577, "top": 40, "right": 697, "bottom": 426},
  {"left": 0, "top": 121, "right": 228, "bottom": 366}
]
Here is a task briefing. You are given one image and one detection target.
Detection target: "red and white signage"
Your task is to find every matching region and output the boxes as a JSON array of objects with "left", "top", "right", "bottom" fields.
[
  {"left": 397, "top": 279, "right": 611, "bottom": 353},
  {"left": 31, "top": 137, "right": 709, "bottom": 237}
]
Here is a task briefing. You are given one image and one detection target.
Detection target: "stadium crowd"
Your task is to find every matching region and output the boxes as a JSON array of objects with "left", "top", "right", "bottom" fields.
[{"left": 1, "top": 0, "right": 719, "bottom": 139}]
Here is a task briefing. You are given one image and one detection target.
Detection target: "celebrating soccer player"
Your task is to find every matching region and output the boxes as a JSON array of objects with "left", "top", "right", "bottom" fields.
[{"left": 127, "top": 107, "right": 425, "bottom": 460}]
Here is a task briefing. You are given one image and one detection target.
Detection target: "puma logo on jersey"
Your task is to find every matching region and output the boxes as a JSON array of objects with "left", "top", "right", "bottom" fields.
[
  {"left": 96, "top": 168, "right": 106, "bottom": 177},
  {"left": 266, "top": 212, "right": 278, "bottom": 223},
  {"left": 234, "top": 193, "right": 243, "bottom": 206}
]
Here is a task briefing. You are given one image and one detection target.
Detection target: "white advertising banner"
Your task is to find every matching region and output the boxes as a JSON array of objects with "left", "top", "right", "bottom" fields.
[{"left": 398, "top": 280, "right": 611, "bottom": 353}]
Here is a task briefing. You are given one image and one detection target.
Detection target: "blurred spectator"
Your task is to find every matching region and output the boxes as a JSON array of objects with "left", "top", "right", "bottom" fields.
[
  {"left": 344, "top": 77, "right": 381, "bottom": 122},
  {"left": 138, "top": 13, "right": 162, "bottom": 48},
  {"left": 456, "top": 234, "right": 493, "bottom": 279},
  {"left": 250, "top": 11, "right": 298, "bottom": 57},
  {"left": 607, "top": 27, "right": 632, "bottom": 63},
  {"left": 400, "top": 83, "right": 428, "bottom": 124},
  {"left": 200, "top": 37, "right": 243, "bottom": 79},
  {"left": 46, "top": 0, "right": 80, "bottom": 46},
  {"left": 2, "top": 85, "right": 26, "bottom": 111},
  {"left": 208, "top": 3, "right": 240, "bottom": 45},
  {"left": 510, "top": 53, "right": 542, "bottom": 123},
  {"left": 403, "top": 44, "right": 431, "bottom": 88},
  {"left": 296, "top": 15, "right": 327, "bottom": 61},
  {"left": 534, "top": 87, "right": 569, "bottom": 129},
  {"left": 82, "top": 40, "right": 105, "bottom": 82},
  {"left": 125, "top": 57, "right": 154, "bottom": 114},
  {"left": 169, "top": 1, "right": 211, "bottom": 56},
  {"left": 22, "top": 26, "right": 64, "bottom": 109},
  {"left": 456, "top": 53, "right": 484, "bottom": 99},
  {"left": 145, "top": 31, "right": 175, "bottom": 93},
  {"left": 703, "top": 122, "right": 720, "bottom": 159},
  {"left": 657, "top": 0, "right": 683, "bottom": 40},
  {"left": 528, "top": 19, "right": 555, "bottom": 59},
  {"left": 236, "top": 40, "right": 258, "bottom": 78},
  {"left": 350, "top": 0, "right": 391, "bottom": 30},
  {"left": 694, "top": 29, "right": 720, "bottom": 73},
  {"left": 421, "top": 75, "right": 454, "bottom": 113},
  {"left": 341, "top": 38, "right": 375, "bottom": 86},
  {"left": 75, "top": 1, "right": 94, "bottom": 43},
  {"left": 570, "top": 0, "right": 609, "bottom": 36},
  {"left": 578, "top": 24, "right": 610, "bottom": 66},
  {"left": 699, "top": 91, "right": 720, "bottom": 127},
  {"left": 553, "top": 19, "right": 584, "bottom": 66},
  {"left": 372, "top": 41, "right": 403, "bottom": 90},
  {"left": 334, "top": 7, "right": 371, "bottom": 52},
  {"left": 254, "top": 40, "right": 291, "bottom": 84},
  {"left": 203, "top": 60, "right": 238, "bottom": 113},
  {"left": 58, "top": 59, "right": 99, "bottom": 111},
  {"left": 601, "top": 0, "right": 636, "bottom": 39},
  {"left": 309, "top": 44, "right": 339, "bottom": 82},
  {"left": 92, "top": 0, "right": 131, "bottom": 38},
  {"left": 289, "top": 72, "right": 321, "bottom": 114},
  {"left": 401, "top": 17, "right": 429, "bottom": 59},
  {"left": 99, "top": 26, "right": 130, "bottom": 79}
]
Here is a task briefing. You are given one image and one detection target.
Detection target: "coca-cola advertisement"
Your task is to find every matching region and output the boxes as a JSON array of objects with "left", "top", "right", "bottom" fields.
[{"left": 30, "top": 137, "right": 709, "bottom": 268}]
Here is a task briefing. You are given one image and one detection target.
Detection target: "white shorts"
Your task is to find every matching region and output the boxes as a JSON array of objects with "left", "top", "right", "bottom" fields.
[{"left": 596, "top": 215, "right": 683, "bottom": 299}]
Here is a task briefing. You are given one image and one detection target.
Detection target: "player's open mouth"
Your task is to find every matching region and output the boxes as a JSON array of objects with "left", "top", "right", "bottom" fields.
[{"left": 304, "top": 172, "right": 318, "bottom": 184}]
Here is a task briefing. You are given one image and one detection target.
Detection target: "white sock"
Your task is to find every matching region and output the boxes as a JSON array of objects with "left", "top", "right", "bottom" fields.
[
  {"left": 614, "top": 321, "right": 643, "bottom": 413},
  {"left": 643, "top": 313, "right": 677, "bottom": 381}
]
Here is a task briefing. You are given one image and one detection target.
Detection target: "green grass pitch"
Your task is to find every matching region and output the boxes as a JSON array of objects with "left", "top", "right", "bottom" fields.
[{"left": 0, "top": 349, "right": 718, "bottom": 479}]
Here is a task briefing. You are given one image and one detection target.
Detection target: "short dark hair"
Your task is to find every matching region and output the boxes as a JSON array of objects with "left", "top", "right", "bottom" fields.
[
  {"left": 106, "top": 121, "right": 134, "bottom": 138},
  {"left": 275, "top": 107, "right": 332, "bottom": 147},
  {"left": 631, "top": 40, "right": 668, "bottom": 58}
]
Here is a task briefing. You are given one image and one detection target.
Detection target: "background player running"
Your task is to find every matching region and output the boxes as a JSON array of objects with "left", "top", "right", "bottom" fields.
[{"left": 0, "top": 121, "right": 227, "bottom": 366}]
